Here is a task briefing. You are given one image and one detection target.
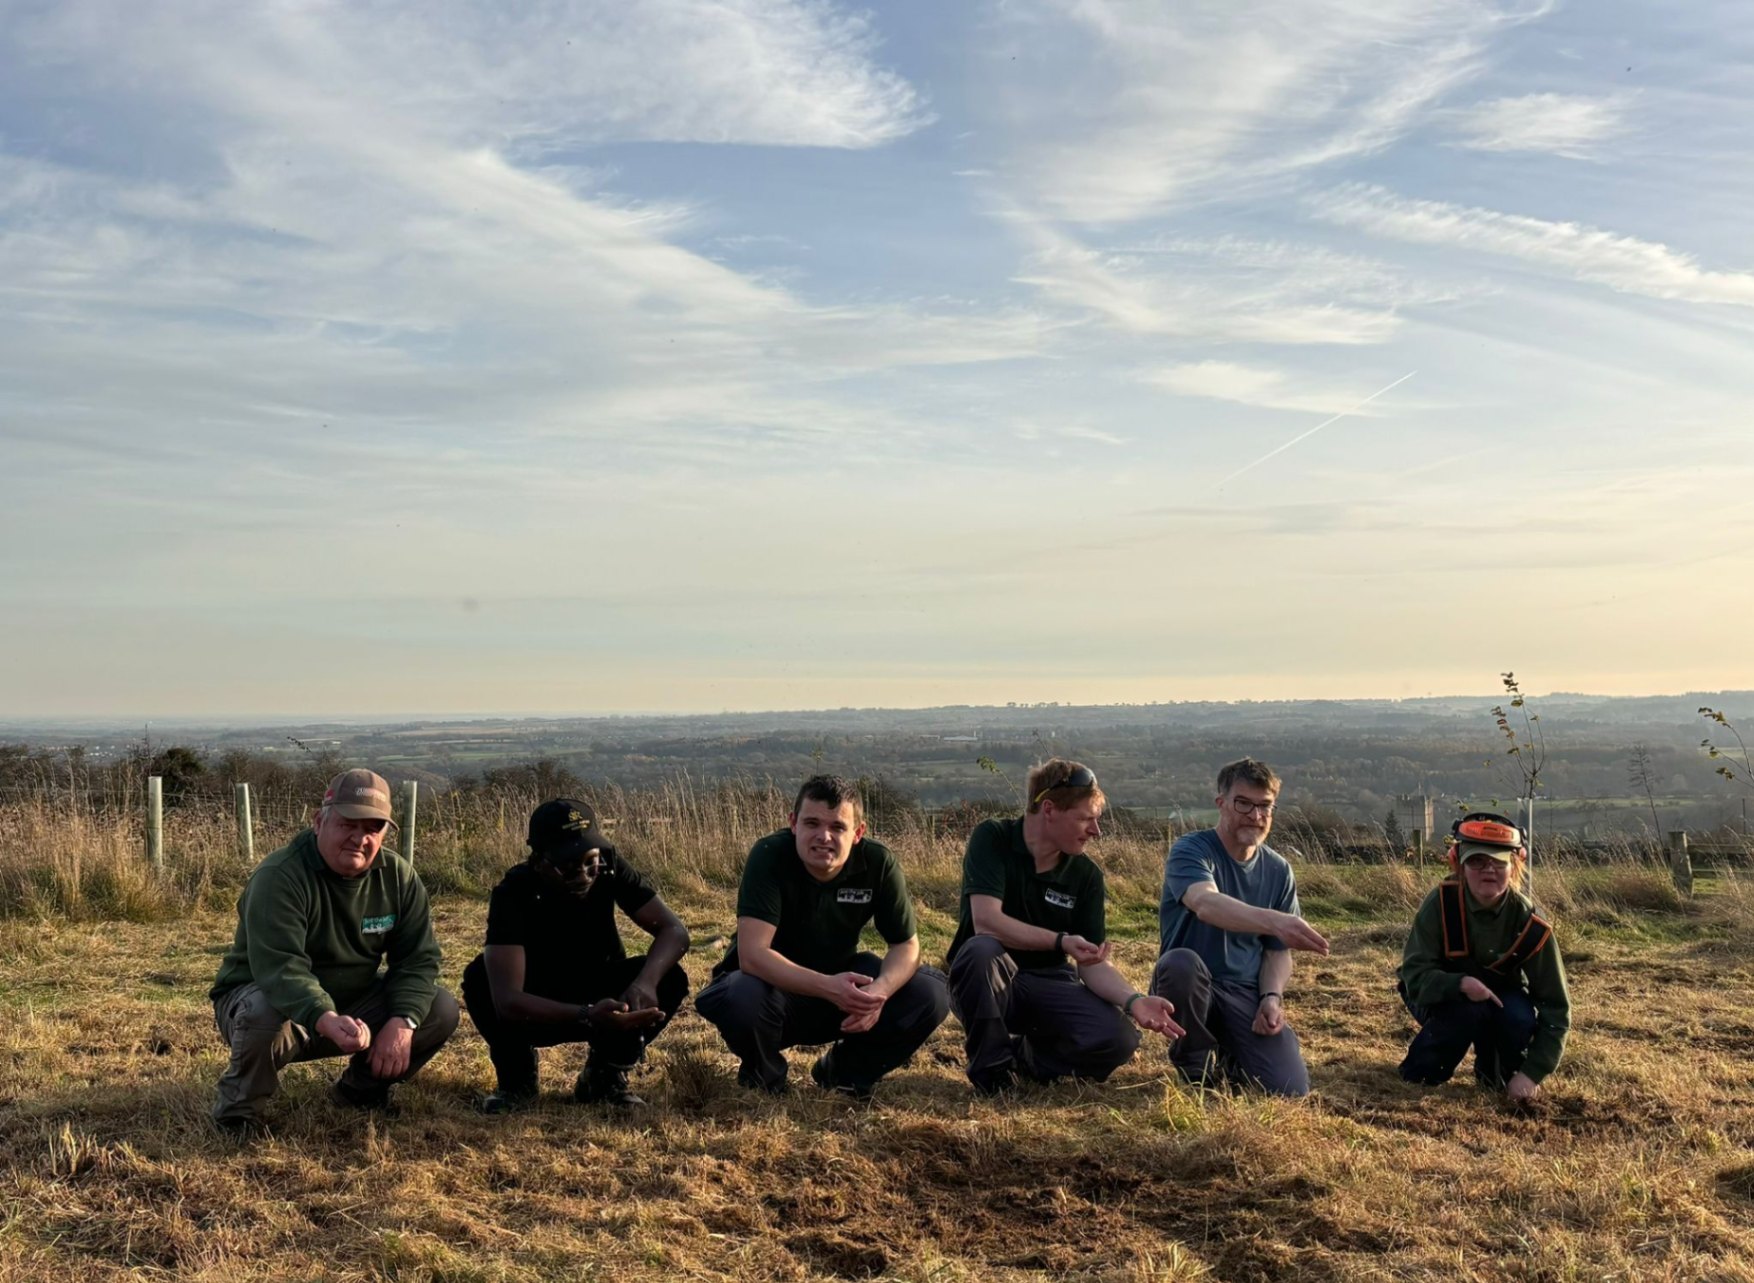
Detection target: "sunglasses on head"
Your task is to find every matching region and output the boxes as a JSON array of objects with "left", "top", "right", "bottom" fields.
[{"left": 1033, "top": 765, "right": 1097, "bottom": 805}]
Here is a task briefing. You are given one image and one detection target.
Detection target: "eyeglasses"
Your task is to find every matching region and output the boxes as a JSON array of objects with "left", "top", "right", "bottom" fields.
[
  {"left": 1033, "top": 765, "right": 1097, "bottom": 805},
  {"left": 546, "top": 851, "right": 604, "bottom": 880},
  {"left": 1227, "top": 797, "right": 1276, "bottom": 817}
]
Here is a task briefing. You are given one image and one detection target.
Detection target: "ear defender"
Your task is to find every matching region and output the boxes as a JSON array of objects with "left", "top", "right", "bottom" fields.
[{"left": 1445, "top": 811, "right": 1524, "bottom": 874}]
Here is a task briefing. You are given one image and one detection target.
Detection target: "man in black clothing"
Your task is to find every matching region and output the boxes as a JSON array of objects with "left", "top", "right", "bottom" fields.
[{"left": 462, "top": 799, "right": 690, "bottom": 1111}]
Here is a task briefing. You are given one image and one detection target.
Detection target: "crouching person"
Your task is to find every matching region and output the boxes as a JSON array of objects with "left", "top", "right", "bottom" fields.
[
  {"left": 209, "top": 769, "right": 459, "bottom": 1137},
  {"left": 1398, "top": 812, "right": 1570, "bottom": 1103},
  {"left": 948, "top": 759, "right": 1182, "bottom": 1097},
  {"left": 1151, "top": 758, "right": 1328, "bottom": 1097},
  {"left": 463, "top": 800, "right": 690, "bottom": 1111},
  {"left": 695, "top": 775, "right": 949, "bottom": 1097}
]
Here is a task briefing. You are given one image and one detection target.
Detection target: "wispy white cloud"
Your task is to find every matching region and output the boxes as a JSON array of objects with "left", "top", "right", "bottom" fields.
[
  {"left": 15, "top": 0, "right": 930, "bottom": 152},
  {"left": 1146, "top": 361, "right": 1400, "bottom": 414},
  {"left": 980, "top": 0, "right": 1543, "bottom": 224},
  {"left": 1443, "top": 91, "right": 1630, "bottom": 157},
  {"left": 1009, "top": 216, "right": 1405, "bottom": 344},
  {"left": 1310, "top": 184, "right": 1754, "bottom": 306},
  {"left": 0, "top": 1, "right": 1029, "bottom": 493}
]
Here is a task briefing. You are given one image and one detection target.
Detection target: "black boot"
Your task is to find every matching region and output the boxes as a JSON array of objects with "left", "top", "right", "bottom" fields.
[{"left": 575, "top": 1061, "right": 646, "bottom": 1108}]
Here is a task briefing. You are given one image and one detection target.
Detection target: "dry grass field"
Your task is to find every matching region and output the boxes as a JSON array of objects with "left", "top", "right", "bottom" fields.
[{"left": 1, "top": 788, "right": 1752, "bottom": 1281}]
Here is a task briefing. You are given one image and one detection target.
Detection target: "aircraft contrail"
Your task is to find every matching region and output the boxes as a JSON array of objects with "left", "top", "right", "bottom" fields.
[{"left": 1216, "top": 370, "right": 1416, "bottom": 488}]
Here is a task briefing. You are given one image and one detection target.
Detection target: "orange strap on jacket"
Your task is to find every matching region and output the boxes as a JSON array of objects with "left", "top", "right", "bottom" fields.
[
  {"left": 1487, "top": 912, "right": 1552, "bottom": 976},
  {"left": 1438, "top": 880, "right": 1469, "bottom": 959}
]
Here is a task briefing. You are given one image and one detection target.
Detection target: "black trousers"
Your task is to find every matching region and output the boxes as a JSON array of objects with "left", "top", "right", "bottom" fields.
[
  {"left": 461, "top": 953, "right": 688, "bottom": 1095},
  {"left": 1398, "top": 981, "right": 1538, "bottom": 1088},
  {"left": 948, "top": 935, "right": 1141, "bottom": 1089},
  {"left": 694, "top": 952, "right": 950, "bottom": 1092}
]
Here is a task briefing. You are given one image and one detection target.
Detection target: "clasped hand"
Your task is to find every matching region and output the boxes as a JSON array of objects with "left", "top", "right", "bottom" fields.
[{"left": 826, "top": 971, "right": 888, "bottom": 1033}]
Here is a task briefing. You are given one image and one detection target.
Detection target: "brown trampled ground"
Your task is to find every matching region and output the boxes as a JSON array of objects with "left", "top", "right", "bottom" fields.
[{"left": 0, "top": 867, "right": 1751, "bottom": 1283}]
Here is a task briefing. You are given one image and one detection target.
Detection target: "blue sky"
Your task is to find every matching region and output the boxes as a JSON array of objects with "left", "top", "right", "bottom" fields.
[{"left": 3, "top": 0, "right": 1751, "bottom": 717}]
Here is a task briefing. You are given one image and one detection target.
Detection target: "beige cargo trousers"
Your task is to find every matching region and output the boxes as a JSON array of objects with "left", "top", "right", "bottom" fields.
[{"left": 212, "top": 979, "right": 459, "bottom": 1126}]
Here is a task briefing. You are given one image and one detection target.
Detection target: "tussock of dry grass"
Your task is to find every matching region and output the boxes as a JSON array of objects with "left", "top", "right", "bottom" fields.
[{"left": 1, "top": 796, "right": 1753, "bottom": 1280}]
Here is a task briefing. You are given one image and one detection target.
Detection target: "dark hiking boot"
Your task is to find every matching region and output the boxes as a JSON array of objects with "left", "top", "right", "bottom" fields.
[
  {"left": 736, "top": 1069, "right": 789, "bottom": 1096},
  {"left": 811, "top": 1050, "right": 875, "bottom": 1100},
  {"left": 214, "top": 1115, "right": 271, "bottom": 1143},
  {"left": 332, "top": 1079, "right": 400, "bottom": 1116},
  {"left": 969, "top": 1065, "right": 1020, "bottom": 1098},
  {"left": 477, "top": 1088, "right": 537, "bottom": 1115},
  {"left": 575, "top": 1064, "right": 646, "bottom": 1109}
]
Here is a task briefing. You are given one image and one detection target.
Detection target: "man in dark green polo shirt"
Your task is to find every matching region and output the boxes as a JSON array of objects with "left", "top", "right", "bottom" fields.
[
  {"left": 209, "top": 768, "right": 459, "bottom": 1136},
  {"left": 948, "top": 758, "right": 1182, "bottom": 1096},
  {"left": 695, "top": 774, "right": 949, "bottom": 1096}
]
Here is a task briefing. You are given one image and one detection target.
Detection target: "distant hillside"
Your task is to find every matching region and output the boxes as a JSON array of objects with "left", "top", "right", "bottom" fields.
[{"left": 7, "top": 691, "right": 1754, "bottom": 835}]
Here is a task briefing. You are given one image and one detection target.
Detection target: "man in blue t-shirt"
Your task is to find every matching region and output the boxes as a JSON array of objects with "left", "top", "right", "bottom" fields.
[{"left": 1151, "top": 758, "right": 1329, "bottom": 1095}]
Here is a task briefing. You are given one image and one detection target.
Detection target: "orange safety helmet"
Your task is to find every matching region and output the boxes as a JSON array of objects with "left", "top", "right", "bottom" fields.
[{"left": 1445, "top": 810, "right": 1525, "bottom": 874}]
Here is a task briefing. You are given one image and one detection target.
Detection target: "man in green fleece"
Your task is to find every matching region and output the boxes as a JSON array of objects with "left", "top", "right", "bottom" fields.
[
  {"left": 1398, "top": 811, "right": 1569, "bottom": 1103},
  {"left": 210, "top": 768, "right": 459, "bottom": 1135}
]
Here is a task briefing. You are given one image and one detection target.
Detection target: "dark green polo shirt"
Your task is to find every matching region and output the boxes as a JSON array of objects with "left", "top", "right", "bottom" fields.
[
  {"left": 949, "top": 816, "right": 1107, "bottom": 970},
  {"left": 718, "top": 828, "right": 918, "bottom": 977}
]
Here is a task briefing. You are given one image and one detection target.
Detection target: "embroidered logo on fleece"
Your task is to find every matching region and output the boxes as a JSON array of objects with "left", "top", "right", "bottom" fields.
[
  {"left": 362, "top": 914, "right": 396, "bottom": 934},
  {"left": 1043, "top": 890, "right": 1076, "bottom": 910},
  {"left": 837, "top": 888, "right": 874, "bottom": 905}
]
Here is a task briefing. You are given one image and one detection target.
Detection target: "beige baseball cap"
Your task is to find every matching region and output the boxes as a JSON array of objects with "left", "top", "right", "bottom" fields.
[{"left": 323, "top": 768, "right": 395, "bottom": 822}]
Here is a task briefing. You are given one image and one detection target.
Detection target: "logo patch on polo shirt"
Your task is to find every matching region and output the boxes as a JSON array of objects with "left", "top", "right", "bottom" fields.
[
  {"left": 362, "top": 914, "right": 396, "bottom": 934},
  {"left": 1043, "top": 889, "right": 1076, "bottom": 910},
  {"left": 837, "top": 888, "right": 873, "bottom": 905}
]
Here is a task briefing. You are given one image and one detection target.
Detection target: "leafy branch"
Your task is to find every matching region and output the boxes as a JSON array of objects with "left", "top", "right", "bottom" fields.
[
  {"left": 1490, "top": 671, "right": 1545, "bottom": 800},
  {"left": 1698, "top": 707, "right": 1754, "bottom": 794},
  {"left": 976, "top": 756, "right": 1017, "bottom": 795}
]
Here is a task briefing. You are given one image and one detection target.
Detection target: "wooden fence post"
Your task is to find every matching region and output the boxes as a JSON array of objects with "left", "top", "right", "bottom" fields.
[
  {"left": 1521, "top": 795, "right": 1536, "bottom": 900},
  {"left": 235, "top": 783, "right": 254, "bottom": 861},
  {"left": 1411, "top": 828, "right": 1425, "bottom": 867},
  {"left": 399, "top": 781, "right": 419, "bottom": 864},
  {"left": 1667, "top": 829, "right": 1693, "bottom": 897},
  {"left": 145, "top": 775, "right": 163, "bottom": 874}
]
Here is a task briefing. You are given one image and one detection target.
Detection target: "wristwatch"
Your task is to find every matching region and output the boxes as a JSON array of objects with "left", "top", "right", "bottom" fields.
[{"left": 398, "top": 1015, "right": 418, "bottom": 1031}]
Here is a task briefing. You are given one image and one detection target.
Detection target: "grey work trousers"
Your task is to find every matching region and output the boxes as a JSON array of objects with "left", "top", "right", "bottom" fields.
[
  {"left": 211, "top": 979, "right": 460, "bottom": 1125},
  {"left": 947, "top": 935, "right": 1140, "bottom": 1089},
  {"left": 1150, "top": 948, "right": 1308, "bottom": 1096}
]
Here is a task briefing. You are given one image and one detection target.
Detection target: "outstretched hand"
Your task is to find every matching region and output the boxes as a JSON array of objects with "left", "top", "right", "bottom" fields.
[
  {"left": 1063, "top": 935, "right": 1112, "bottom": 966},
  {"left": 1275, "top": 914, "right": 1330, "bottom": 955},
  {"left": 1127, "top": 994, "right": 1184, "bottom": 1038},
  {"left": 587, "top": 997, "right": 666, "bottom": 1030}
]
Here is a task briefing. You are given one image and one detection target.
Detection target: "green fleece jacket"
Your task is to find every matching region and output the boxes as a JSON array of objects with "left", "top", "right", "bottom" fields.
[
  {"left": 1399, "top": 880, "right": 1571, "bottom": 1082},
  {"left": 210, "top": 829, "right": 442, "bottom": 1029}
]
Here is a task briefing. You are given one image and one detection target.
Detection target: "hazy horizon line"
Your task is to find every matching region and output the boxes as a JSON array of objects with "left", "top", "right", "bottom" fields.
[{"left": 6, "top": 686, "right": 1752, "bottom": 732}]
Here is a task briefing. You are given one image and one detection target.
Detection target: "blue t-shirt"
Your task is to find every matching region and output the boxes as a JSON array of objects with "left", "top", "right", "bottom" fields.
[{"left": 1158, "top": 829, "right": 1299, "bottom": 988}]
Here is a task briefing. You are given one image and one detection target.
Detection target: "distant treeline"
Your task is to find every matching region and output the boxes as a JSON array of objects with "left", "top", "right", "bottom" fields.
[{"left": 5, "top": 740, "right": 1749, "bottom": 861}]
